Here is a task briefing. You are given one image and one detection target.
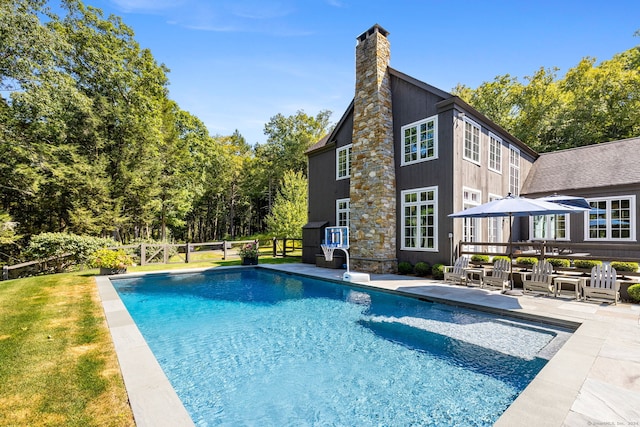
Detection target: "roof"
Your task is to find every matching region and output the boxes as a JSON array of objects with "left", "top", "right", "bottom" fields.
[{"left": 521, "top": 137, "right": 640, "bottom": 194}]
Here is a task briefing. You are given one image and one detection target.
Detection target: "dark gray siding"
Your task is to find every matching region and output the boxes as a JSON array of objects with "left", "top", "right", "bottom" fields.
[{"left": 390, "top": 75, "right": 453, "bottom": 266}]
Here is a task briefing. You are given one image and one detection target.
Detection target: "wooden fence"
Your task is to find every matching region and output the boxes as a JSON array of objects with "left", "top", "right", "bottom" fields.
[{"left": 1, "top": 237, "right": 303, "bottom": 281}]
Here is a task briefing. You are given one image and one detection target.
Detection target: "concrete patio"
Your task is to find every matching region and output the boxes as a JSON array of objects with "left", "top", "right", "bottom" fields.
[{"left": 97, "top": 264, "right": 640, "bottom": 426}]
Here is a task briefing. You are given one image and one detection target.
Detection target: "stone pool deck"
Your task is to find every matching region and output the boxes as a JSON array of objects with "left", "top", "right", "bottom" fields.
[{"left": 97, "top": 264, "right": 640, "bottom": 426}]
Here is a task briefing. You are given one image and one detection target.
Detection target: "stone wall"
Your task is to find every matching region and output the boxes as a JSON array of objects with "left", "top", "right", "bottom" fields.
[{"left": 349, "top": 25, "right": 397, "bottom": 274}]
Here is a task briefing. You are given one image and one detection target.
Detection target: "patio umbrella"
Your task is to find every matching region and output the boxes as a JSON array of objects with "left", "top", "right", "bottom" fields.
[
  {"left": 448, "top": 193, "right": 589, "bottom": 289},
  {"left": 536, "top": 194, "right": 591, "bottom": 210}
]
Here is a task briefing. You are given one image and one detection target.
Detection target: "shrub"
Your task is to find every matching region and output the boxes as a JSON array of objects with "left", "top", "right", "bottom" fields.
[
  {"left": 547, "top": 258, "right": 571, "bottom": 268},
  {"left": 431, "top": 263, "right": 445, "bottom": 280},
  {"left": 25, "top": 232, "right": 116, "bottom": 272},
  {"left": 515, "top": 257, "right": 538, "bottom": 266},
  {"left": 398, "top": 261, "right": 413, "bottom": 275},
  {"left": 470, "top": 255, "right": 490, "bottom": 263},
  {"left": 414, "top": 262, "right": 431, "bottom": 277},
  {"left": 627, "top": 284, "right": 640, "bottom": 303},
  {"left": 492, "top": 256, "right": 510, "bottom": 264},
  {"left": 89, "top": 249, "right": 134, "bottom": 270},
  {"left": 574, "top": 259, "right": 602, "bottom": 269},
  {"left": 610, "top": 261, "right": 639, "bottom": 273}
]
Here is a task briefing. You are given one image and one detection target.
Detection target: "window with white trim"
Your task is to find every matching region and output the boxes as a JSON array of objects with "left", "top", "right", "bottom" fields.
[
  {"left": 462, "top": 188, "right": 481, "bottom": 251},
  {"left": 509, "top": 145, "right": 520, "bottom": 196},
  {"left": 586, "top": 196, "right": 635, "bottom": 241},
  {"left": 488, "top": 194, "right": 503, "bottom": 253},
  {"left": 336, "top": 144, "right": 352, "bottom": 179},
  {"left": 336, "top": 198, "right": 350, "bottom": 227},
  {"left": 463, "top": 119, "right": 481, "bottom": 164},
  {"left": 531, "top": 214, "right": 569, "bottom": 240},
  {"left": 401, "top": 116, "right": 438, "bottom": 165},
  {"left": 401, "top": 187, "right": 438, "bottom": 251},
  {"left": 488, "top": 133, "right": 502, "bottom": 173}
]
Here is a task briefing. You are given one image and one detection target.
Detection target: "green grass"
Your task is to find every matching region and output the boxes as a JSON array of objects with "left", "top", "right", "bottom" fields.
[{"left": 0, "top": 256, "right": 300, "bottom": 425}]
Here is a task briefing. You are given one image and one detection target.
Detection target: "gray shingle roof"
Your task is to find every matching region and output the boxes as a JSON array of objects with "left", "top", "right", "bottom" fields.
[{"left": 521, "top": 137, "right": 640, "bottom": 194}]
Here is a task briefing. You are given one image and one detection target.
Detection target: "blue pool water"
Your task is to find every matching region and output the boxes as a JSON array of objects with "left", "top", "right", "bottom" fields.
[{"left": 112, "top": 268, "right": 566, "bottom": 426}]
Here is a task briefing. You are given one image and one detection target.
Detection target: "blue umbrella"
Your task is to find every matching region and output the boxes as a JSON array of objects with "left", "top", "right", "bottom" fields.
[
  {"left": 449, "top": 194, "right": 589, "bottom": 289},
  {"left": 536, "top": 194, "right": 591, "bottom": 210}
]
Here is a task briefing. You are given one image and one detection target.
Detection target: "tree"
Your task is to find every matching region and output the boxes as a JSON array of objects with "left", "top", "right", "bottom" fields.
[{"left": 265, "top": 170, "right": 307, "bottom": 238}]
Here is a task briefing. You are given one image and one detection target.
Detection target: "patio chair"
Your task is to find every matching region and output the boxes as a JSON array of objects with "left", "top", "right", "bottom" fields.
[
  {"left": 483, "top": 258, "right": 511, "bottom": 291},
  {"left": 443, "top": 257, "right": 469, "bottom": 285},
  {"left": 583, "top": 264, "right": 620, "bottom": 305},
  {"left": 522, "top": 260, "right": 554, "bottom": 296}
]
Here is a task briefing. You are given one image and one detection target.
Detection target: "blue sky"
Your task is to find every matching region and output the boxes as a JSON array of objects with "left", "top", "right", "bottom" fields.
[{"left": 82, "top": 0, "right": 639, "bottom": 146}]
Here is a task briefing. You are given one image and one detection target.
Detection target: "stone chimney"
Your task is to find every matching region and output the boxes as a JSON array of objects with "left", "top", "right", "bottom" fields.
[{"left": 349, "top": 24, "right": 397, "bottom": 274}]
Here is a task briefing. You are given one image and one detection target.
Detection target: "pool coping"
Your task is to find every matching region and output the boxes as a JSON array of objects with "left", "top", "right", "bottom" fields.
[{"left": 96, "top": 264, "right": 640, "bottom": 426}]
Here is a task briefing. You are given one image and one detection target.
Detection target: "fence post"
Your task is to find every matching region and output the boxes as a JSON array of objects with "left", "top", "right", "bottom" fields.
[
  {"left": 2, "top": 265, "right": 8, "bottom": 281},
  {"left": 185, "top": 242, "right": 190, "bottom": 263},
  {"left": 272, "top": 238, "right": 277, "bottom": 257},
  {"left": 223, "top": 241, "right": 227, "bottom": 260},
  {"left": 164, "top": 244, "right": 169, "bottom": 264},
  {"left": 141, "top": 243, "right": 146, "bottom": 266}
]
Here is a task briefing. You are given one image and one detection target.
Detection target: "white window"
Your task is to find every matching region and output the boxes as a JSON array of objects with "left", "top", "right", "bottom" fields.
[
  {"left": 531, "top": 214, "right": 569, "bottom": 240},
  {"left": 488, "top": 194, "right": 503, "bottom": 253},
  {"left": 509, "top": 145, "right": 520, "bottom": 196},
  {"left": 488, "top": 133, "right": 502, "bottom": 173},
  {"left": 336, "top": 144, "right": 352, "bottom": 180},
  {"left": 462, "top": 188, "right": 481, "bottom": 251},
  {"left": 401, "top": 187, "right": 438, "bottom": 251},
  {"left": 585, "top": 196, "right": 635, "bottom": 241},
  {"left": 401, "top": 116, "right": 438, "bottom": 165},
  {"left": 336, "top": 198, "right": 350, "bottom": 227},
  {"left": 463, "top": 118, "right": 481, "bottom": 164}
]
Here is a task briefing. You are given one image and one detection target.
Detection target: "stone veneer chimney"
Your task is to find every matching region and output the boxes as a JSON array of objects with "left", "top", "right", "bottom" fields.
[{"left": 349, "top": 24, "right": 397, "bottom": 274}]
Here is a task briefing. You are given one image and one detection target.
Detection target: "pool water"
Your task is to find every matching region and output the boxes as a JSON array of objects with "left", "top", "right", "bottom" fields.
[{"left": 112, "top": 269, "right": 567, "bottom": 426}]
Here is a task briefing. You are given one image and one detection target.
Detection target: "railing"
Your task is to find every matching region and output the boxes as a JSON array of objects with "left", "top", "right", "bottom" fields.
[
  {"left": 458, "top": 240, "right": 640, "bottom": 263},
  {"left": 1, "top": 237, "right": 302, "bottom": 281}
]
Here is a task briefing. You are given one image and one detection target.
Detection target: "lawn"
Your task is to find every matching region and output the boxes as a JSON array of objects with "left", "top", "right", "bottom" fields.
[{"left": 0, "top": 256, "right": 300, "bottom": 426}]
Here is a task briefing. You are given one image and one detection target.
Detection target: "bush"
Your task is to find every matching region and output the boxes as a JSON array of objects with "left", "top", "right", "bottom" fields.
[
  {"left": 515, "top": 257, "right": 538, "bottom": 266},
  {"left": 432, "top": 263, "right": 445, "bottom": 280},
  {"left": 89, "top": 249, "right": 134, "bottom": 270},
  {"left": 414, "top": 262, "right": 431, "bottom": 277},
  {"left": 492, "top": 256, "right": 510, "bottom": 264},
  {"left": 627, "top": 284, "right": 640, "bottom": 303},
  {"left": 470, "top": 255, "right": 490, "bottom": 263},
  {"left": 574, "top": 259, "right": 602, "bottom": 269},
  {"left": 547, "top": 258, "right": 571, "bottom": 268},
  {"left": 25, "top": 232, "right": 116, "bottom": 272},
  {"left": 397, "top": 261, "right": 413, "bottom": 275},
  {"left": 610, "top": 261, "right": 639, "bottom": 273}
]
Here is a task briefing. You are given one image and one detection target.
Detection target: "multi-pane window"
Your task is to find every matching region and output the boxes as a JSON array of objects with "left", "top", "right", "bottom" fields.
[
  {"left": 401, "top": 187, "right": 438, "bottom": 251},
  {"left": 401, "top": 116, "right": 438, "bottom": 165},
  {"left": 336, "top": 198, "right": 350, "bottom": 227},
  {"left": 487, "top": 194, "right": 502, "bottom": 253},
  {"left": 463, "top": 119, "right": 480, "bottom": 163},
  {"left": 586, "top": 196, "right": 635, "bottom": 240},
  {"left": 488, "top": 133, "right": 502, "bottom": 173},
  {"left": 462, "top": 188, "right": 481, "bottom": 251},
  {"left": 532, "top": 215, "right": 568, "bottom": 240},
  {"left": 509, "top": 145, "right": 520, "bottom": 196},
  {"left": 336, "top": 144, "right": 352, "bottom": 179}
]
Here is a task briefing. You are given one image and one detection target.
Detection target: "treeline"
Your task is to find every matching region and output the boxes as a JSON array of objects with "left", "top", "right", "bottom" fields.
[
  {"left": 0, "top": 0, "right": 330, "bottom": 261},
  {"left": 453, "top": 38, "right": 640, "bottom": 152}
]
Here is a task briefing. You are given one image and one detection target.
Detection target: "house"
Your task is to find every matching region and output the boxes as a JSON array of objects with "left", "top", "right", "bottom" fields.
[{"left": 303, "top": 24, "right": 640, "bottom": 273}]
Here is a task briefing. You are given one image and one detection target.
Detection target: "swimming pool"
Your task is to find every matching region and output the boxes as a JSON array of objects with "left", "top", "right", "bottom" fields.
[{"left": 111, "top": 268, "right": 570, "bottom": 426}]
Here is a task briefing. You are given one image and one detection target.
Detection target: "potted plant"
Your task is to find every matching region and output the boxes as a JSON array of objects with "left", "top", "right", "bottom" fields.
[
  {"left": 89, "top": 248, "right": 134, "bottom": 275},
  {"left": 239, "top": 241, "right": 259, "bottom": 265}
]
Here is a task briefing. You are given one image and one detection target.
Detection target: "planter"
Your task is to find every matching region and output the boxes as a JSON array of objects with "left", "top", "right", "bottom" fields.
[
  {"left": 99, "top": 267, "right": 127, "bottom": 275},
  {"left": 241, "top": 257, "right": 258, "bottom": 266}
]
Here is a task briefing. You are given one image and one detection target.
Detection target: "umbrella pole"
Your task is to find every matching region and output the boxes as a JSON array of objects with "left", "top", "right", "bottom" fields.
[{"left": 509, "top": 213, "right": 514, "bottom": 290}]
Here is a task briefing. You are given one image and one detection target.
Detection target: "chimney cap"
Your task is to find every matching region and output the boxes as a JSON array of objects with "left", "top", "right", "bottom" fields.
[{"left": 357, "top": 24, "right": 389, "bottom": 43}]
